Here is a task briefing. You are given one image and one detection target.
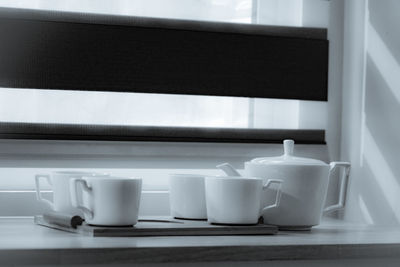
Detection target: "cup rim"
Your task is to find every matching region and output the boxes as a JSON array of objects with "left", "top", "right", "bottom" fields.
[
  {"left": 169, "top": 173, "right": 205, "bottom": 178},
  {"left": 81, "top": 176, "right": 142, "bottom": 181},
  {"left": 54, "top": 171, "right": 109, "bottom": 176},
  {"left": 205, "top": 175, "right": 262, "bottom": 181}
]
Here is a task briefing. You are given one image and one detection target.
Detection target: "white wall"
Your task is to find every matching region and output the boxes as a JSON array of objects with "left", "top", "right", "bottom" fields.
[{"left": 342, "top": 0, "right": 400, "bottom": 225}]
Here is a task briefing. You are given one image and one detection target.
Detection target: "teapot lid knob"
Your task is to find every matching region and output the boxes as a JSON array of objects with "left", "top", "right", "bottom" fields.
[{"left": 283, "top": 139, "right": 294, "bottom": 156}]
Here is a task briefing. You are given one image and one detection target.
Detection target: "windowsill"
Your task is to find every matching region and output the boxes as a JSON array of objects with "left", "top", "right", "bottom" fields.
[{"left": 1, "top": 217, "right": 400, "bottom": 265}]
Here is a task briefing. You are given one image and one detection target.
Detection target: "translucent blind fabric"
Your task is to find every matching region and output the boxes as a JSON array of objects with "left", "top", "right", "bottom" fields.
[
  {"left": 0, "top": 89, "right": 326, "bottom": 130},
  {"left": 0, "top": 0, "right": 253, "bottom": 23}
]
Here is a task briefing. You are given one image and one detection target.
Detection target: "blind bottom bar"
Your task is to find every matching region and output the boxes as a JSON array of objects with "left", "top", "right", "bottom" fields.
[{"left": 0, "top": 123, "right": 325, "bottom": 144}]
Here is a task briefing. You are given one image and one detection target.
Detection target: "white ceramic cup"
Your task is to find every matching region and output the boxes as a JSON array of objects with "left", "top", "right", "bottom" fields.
[
  {"left": 70, "top": 176, "right": 142, "bottom": 226},
  {"left": 169, "top": 174, "right": 207, "bottom": 219},
  {"left": 205, "top": 176, "right": 282, "bottom": 225},
  {"left": 35, "top": 171, "right": 109, "bottom": 215}
]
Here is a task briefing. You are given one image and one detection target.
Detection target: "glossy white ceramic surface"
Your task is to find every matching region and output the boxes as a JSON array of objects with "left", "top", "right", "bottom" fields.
[
  {"left": 70, "top": 176, "right": 142, "bottom": 226},
  {"left": 205, "top": 176, "right": 282, "bottom": 225},
  {"left": 244, "top": 140, "right": 351, "bottom": 228},
  {"left": 169, "top": 174, "right": 207, "bottom": 219},
  {"left": 246, "top": 164, "right": 329, "bottom": 227},
  {"left": 35, "top": 171, "right": 109, "bottom": 215}
]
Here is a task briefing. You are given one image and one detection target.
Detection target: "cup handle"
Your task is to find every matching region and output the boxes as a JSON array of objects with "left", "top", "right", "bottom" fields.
[
  {"left": 324, "top": 162, "right": 351, "bottom": 214},
  {"left": 261, "top": 179, "right": 283, "bottom": 212},
  {"left": 70, "top": 178, "right": 93, "bottom": 219},
  {"left": 35, "top": 174, "right": 54, "bottom": 210}
]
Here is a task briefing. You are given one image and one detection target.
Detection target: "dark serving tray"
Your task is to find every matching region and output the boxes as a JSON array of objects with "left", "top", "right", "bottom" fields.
[{"left": 34, "top": 216, "right": 278, "bottom": 237}]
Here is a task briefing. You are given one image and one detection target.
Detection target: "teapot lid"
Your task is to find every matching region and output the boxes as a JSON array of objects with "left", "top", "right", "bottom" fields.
[{"left": 250, "top": 140, "right": 327, "bottom": 166}]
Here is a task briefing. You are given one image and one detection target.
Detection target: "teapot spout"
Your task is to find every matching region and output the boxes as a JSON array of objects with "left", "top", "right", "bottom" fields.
[{"left": 216, "top": 163, "right": 242, "bottom": 177}]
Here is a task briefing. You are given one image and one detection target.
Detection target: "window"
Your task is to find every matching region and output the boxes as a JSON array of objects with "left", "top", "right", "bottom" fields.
[
  {"left": 0, "top": 0, "right": 331, "bottom": 216},
  {"left": 0, "top": 0, "right": 329, "bottom": 135},
  {"left": 0, "top": 0, "right": 328, "bottom": 133}
]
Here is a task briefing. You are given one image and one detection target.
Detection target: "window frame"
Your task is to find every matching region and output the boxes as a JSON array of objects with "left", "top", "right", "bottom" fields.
[{"left": 0, "top": 4, "right": 331, "bottom": 217}]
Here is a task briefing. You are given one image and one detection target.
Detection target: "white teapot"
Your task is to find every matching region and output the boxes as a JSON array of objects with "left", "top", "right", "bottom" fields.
[{"left": 221, "top": 139, "right": 351, "bottom": 230}]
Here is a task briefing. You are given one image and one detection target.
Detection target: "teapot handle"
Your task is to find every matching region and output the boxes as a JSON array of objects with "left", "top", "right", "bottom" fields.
[
  {"left": 261, "top": 179, "right": 283, "bottom": 212},
  {"left": 324, "top": 162, "right": 351, "bottom": 214}
]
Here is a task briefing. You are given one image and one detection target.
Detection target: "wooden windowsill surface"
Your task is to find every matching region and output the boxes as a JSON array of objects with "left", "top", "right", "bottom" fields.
[{"left": 1, "top": 217, "right": 400, "bottom": 265}]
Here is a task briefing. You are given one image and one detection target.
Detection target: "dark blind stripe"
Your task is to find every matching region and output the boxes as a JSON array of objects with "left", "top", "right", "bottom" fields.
[
  {"left": 0, "top": 123, "right": 325, "bottom": 144},
  {"left": 0, "top": 7, "right": 328, "bottom": 40},
  {"left": 0, "top": 8, "right": 328, "bottom": 101}
]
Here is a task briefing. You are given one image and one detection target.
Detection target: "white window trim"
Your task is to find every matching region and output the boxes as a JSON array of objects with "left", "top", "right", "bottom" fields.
[{"left": 0, "top": 139, "right": 329, "bottom": 167}]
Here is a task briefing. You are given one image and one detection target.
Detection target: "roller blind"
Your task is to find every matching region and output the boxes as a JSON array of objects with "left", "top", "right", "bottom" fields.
[{"left": 0, "top": 0, "right": 329, "bottom": 144}]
